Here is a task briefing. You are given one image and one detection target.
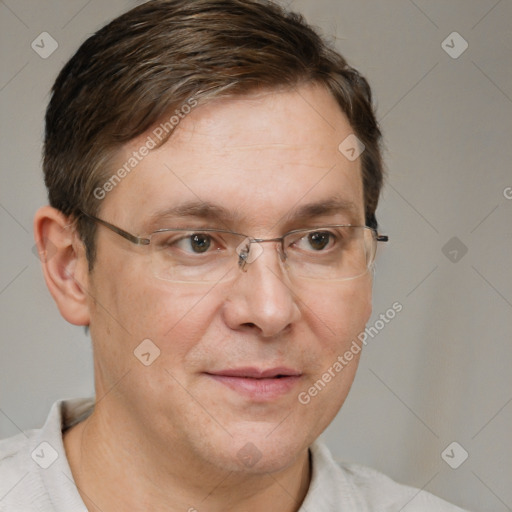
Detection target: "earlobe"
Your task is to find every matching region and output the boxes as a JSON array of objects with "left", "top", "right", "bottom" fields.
[{"left": 33, "top": 206, "right": 91, "bottom": 326}]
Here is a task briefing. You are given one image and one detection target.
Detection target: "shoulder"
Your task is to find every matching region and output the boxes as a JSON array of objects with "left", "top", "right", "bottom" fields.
[
  {"left": 307, "top": 441, "right": 469, "bottom": 512},
  {"left": 339, "top": 460, "right": 467, "bottom": 511},
  {"left": 0, "top": 430, "right": 53, "bottom": 511},
  {"left": 0, "top": 398, "right": 93, "bottom": 512}
]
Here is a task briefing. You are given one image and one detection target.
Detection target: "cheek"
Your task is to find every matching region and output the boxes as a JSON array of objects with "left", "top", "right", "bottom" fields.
[
  {"left": 88, "top": 248, "right": 218, "bottom": 358},
  {"left": 121, "top": 281, "right": 219, "bottom": 354},
  {"left": 294, "top": 277, "right": 372, "bottom": 430},
  {"left": 299, "top": 275, "right": 373, "bottom": 355}
]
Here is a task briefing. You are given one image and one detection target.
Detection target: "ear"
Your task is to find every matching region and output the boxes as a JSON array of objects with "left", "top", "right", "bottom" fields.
[{"left": 33, "top": 206, "right": 90, "bottom": 326}]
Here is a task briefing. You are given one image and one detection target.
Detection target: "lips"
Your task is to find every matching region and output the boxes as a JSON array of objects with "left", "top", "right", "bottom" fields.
[
  {"left": 205, "top": 367, "right": 302, "bottom": 400},
  {"left": 209, "top": 367, "right": 301, "bottom": 379}
]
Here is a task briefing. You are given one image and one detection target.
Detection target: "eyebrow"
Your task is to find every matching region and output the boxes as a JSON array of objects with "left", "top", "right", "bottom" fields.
[
  {"left": 145, "top": 202, "right": 236, "bottom": 231},
  {"left": 289, "top": 197, "right": 361, "bottom": 223},
  {"left": 144, "top": 196, "right": 362, "bottom": 231}
]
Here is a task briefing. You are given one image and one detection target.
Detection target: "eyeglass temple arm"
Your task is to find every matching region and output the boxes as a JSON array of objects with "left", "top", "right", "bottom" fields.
[{"left": 79, "top": 211, "right": 150, "bottom": 246}]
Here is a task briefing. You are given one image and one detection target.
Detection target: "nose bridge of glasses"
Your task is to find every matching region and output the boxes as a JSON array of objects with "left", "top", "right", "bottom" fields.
[{"left": 236, "top": 236, "right": 285, "bottom": 272}]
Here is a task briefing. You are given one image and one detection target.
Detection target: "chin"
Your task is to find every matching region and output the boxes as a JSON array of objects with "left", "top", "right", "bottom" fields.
[{"left": 203, "top": 424, "right": 312, "bottom": 475}]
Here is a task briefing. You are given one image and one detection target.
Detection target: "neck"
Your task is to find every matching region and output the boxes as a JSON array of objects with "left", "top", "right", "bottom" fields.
[{"left": 63, "top": 402, "right": 311, "bottom": 512}]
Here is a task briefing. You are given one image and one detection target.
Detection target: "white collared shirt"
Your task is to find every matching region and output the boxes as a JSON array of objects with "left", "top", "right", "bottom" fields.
[{"left": 0, "top": 398, "right": 468, "bottom": 511}]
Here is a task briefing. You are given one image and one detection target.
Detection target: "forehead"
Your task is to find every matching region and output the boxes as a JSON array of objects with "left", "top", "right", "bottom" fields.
[{"left": 101, "top": 84, "right": 365, "bottom": 230}]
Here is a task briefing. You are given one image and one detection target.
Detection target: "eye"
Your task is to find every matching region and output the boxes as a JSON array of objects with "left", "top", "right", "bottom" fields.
[
  {"left": 155, "top": 232, "right": 219, "bottom": 255},
  {"left": 294, "top": 230, "right": 336, "bottom": 252},
  {"left": 153, "top": 230, "right": 235, "bottom": 259},
  {"left": 177, "top": 233, "right": 213, "bottom": 253},
  {"left": 307, "top": 232, "right": 331, "bottom": 250}
]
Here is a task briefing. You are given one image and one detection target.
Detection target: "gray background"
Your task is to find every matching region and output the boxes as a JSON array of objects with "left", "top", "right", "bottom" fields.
[{"left": 1, "top": 1, "right": 511, "bottom": 510}]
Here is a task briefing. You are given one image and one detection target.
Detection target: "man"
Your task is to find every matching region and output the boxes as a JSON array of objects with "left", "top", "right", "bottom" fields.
[{"left": 0, "top": 1, "right": 467, "bottom": 510}]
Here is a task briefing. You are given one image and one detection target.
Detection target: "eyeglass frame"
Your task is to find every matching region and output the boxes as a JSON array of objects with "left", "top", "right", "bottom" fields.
[{"left": 78, "top": 210, "right": 389, "bottom": 279}]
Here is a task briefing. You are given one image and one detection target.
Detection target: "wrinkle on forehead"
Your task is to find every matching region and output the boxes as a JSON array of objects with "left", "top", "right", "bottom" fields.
[{"left": 103, "top": 83, "right": 364, "bottom": 231}]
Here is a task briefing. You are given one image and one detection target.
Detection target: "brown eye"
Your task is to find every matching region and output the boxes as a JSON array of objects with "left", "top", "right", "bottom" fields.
[
  {"left": 189, "top": 234, "right": 211, "bottom": 253},
  {"left": 307, "top": 232, "right": 331, "bottom": 250}
]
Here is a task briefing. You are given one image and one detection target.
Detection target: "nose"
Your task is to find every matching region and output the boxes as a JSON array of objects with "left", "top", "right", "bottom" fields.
[{"left": 221, "top": 242, "right": 301, "bottom": 338}]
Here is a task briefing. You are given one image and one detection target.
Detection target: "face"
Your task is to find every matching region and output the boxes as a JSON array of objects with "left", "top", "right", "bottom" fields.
[{"left": 86, "top": 83, "right": 373, "bottom": 473}]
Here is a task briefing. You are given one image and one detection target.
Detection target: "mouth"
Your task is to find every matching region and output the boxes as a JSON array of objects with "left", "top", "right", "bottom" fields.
[{"left": 205, "top": 367, "right": 303, "bottom": 400}]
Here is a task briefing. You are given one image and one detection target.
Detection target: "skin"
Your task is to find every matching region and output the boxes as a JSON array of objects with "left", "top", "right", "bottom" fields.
[{"left": 34, "top": 83, "right": 373, "bottom": 512}]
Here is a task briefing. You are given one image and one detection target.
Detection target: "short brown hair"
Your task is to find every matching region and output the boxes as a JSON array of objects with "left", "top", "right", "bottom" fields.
[{"left": 43, "top": 0, "right": 384, "bottom": 269}]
